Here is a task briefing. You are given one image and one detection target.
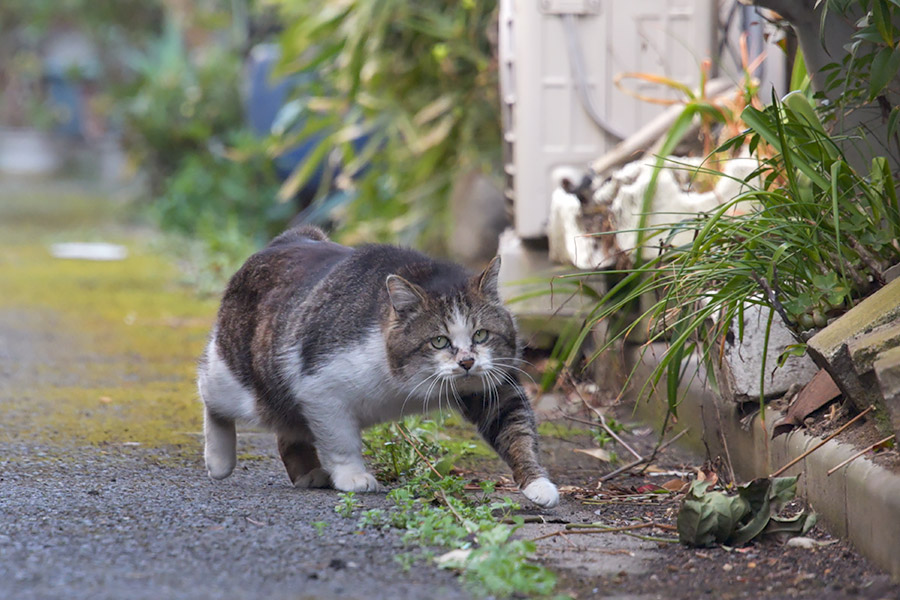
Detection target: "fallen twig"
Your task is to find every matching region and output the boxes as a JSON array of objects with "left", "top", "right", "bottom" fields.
[
  {"left": 599, "top": 428, "right": 689, "bottom": 482},
  {"left": 501, "top": 515, "right": 547, "bottom": 524},
  {"left": 582, "top": 400, "right": 643, "bottom": 461},
  {"left": 769, "top": 405, "right": 875, "bottom": 478},
  {"left": 563, "top": 414, "right": 606, "bottom": 429},
  {"left": 559, "top": 368, "right": 643, "bottom": 461},
  {"left": 567, "top": 522, "right": 678, "bottom": 532},
  {"left": 582, "top": 499, "right": 676, "bottom": 507},
  {"left": 532, "top": 522, "right": 678, "bottom": 543},
  {"left": 396, "top": 423, "right": 444, "bottom": 480},
  {"left": 827, "top": 434, "right": 895, "bottom": 476}
]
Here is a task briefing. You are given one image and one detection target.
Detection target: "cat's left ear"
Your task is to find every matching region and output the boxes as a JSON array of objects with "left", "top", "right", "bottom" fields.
[
  {"left": 386, "top": 274, "right": 427, "bottom": 315},
  {"left": 475, "top": 256, "right": 502, "bottom": 303}
]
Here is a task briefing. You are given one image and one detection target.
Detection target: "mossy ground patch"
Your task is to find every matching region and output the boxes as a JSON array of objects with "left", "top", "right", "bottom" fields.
[{"left": 0, "top": 182, "right": 217, "bottom": 454}]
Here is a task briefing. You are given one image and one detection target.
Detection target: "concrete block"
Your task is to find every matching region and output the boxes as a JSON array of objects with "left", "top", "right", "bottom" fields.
[
  {"left": 874, "top": 345, "right": 900, "bottom": 435},
  {"left": 715, "top": 303, "right": 818, "bottom": 403},
  {"left": 497, "top": 229, "right": 603, "bottom": 347},
  {"left": 848, "top": 321, "right": 900, "bottom": 375},
  {"left": 801, "top": 440, "right": 855, "bottom": 538},
  {"left": 808, "top": 277, "right": 900, "bottom": 412},
  {"left": 846, "top": 463, "right": 900, "bottom": 580},
  {"left": 767, "top": 426, "right": 811, "bottom": 481}
]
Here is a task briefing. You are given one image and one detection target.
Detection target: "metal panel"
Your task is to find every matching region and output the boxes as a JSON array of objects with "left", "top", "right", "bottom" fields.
[{"left": 501, "top": 0, "right": 716, "bottom": 239}]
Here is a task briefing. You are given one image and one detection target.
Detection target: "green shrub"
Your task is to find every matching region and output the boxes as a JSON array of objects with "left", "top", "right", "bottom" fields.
[
  {"left": 565, "top": 90, "right": 900, "bottom": 416},
  {"left": 266, "top": 0, "right": 502, "bottom": 251},
  {"left": 120, "top": 17, "right": 245, "bottom": 194}
]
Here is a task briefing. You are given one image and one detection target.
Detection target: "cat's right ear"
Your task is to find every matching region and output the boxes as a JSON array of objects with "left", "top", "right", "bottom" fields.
[{"left": 386, "top": 275, "right": 426, "bottom": 315}]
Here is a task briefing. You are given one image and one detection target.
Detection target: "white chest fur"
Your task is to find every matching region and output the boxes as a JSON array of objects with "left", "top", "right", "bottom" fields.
[{"left": 281, "top": 327, "right": 425, "bottom": 428}]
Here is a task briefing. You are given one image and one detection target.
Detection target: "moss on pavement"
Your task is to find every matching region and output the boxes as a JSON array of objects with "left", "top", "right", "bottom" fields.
[{"left": 0, "top": 182, "right": 217, "bottom": 453}]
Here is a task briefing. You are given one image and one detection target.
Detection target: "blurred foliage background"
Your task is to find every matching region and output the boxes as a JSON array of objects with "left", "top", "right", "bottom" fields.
[{"left": 1, "top": 0, "right": 503, "bottom": 285}]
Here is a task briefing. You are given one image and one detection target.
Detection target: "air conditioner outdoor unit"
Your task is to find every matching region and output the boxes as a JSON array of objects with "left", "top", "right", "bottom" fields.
[{"left": 499, "top": 0, "right": 718, "bottom": 239}]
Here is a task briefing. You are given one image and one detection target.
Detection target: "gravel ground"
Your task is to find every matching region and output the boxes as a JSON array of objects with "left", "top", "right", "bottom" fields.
[{"left": 0, "top": 442, "right": 473, "bottom": 600}]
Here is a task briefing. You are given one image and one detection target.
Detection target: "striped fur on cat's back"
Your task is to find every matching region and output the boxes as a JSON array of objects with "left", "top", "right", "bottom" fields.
[{"left": 197, "top": 225, "right": 558, "bottom": 508}]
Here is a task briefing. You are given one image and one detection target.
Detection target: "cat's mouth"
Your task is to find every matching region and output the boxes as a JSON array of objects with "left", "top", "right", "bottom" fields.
[
  {"left": 451, "top": 366, "right": 483, "bottom": 378},
  {"left": 447, "top": 370, "right": 489, "bottom": 393}
]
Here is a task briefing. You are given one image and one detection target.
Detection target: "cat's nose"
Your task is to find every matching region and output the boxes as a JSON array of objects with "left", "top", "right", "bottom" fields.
[{"left": 458, "top": 357, "right": 475, "bottom": 371}]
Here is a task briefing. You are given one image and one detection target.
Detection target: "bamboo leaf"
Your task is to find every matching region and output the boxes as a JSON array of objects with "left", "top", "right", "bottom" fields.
[
  {"left": 873, "top": 0, "right": 894, "bottom": 46},
  {"left": 868, "top": 46, "right": 900, "bottom": 101}
]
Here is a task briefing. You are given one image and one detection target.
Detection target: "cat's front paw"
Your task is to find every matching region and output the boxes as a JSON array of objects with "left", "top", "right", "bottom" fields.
[
  {"left": 293, "top": 467, "right": 332, "bottom": 489},
  {"left": 331, "top": 467, "right": 383, "bottom": 493},
  {"left": 522, "top": 477, "right": 559, "bottom": 508}
]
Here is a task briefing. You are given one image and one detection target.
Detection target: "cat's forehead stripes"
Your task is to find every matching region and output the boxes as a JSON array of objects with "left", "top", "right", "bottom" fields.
[{"left": 446, "top": 304, "right": 473, "bottom": 349}]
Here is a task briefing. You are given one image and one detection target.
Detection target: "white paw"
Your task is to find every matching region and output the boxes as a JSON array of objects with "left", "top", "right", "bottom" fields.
[
  {"left": 205, "top": 454, "right": 235, "bottom": 480},
  {"left": 294, "top": 468, "right": 332, "bottom": 489},
  {"left": 330, "top": 467, "right": 383, "bottom": 492},
  {"left": 522, "top": 477, "right": 559, "bottom": 508}
]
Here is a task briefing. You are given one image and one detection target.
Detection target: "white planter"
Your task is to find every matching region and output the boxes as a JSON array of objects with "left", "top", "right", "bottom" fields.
[{"left": 0, "top": 128, "right": 62, "bottom": 175}]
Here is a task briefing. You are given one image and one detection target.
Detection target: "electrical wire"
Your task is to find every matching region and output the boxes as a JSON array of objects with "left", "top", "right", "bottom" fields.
[{"left": 561, "top": 13, "right": 626, "bottom": 142}]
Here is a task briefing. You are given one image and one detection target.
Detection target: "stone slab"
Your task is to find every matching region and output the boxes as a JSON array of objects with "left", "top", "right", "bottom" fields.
[
  {"left": 848, "top": 321, "right": 900, "bottom": 375},
  {"left": 715, "top": 303, "right": 818, "bottom": 403},
  {"left": 874, "top": 345, "right": 900, "bottom": 434},
  {"left": 807, "top": 277, "right": 900, "bottom": 413},
  {"left": 808, "top": 277, "right": 900, "bottom": 364}
]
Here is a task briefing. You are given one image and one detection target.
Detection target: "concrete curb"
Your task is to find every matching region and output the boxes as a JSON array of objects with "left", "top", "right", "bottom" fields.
[{"left": 631, "top": 352, "right": 900, "bottom": 580}]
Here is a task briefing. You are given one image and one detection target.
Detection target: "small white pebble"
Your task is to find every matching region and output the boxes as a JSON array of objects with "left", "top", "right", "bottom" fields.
[{"left": 786, "top": 536, "right": 818, "bottom": 550}]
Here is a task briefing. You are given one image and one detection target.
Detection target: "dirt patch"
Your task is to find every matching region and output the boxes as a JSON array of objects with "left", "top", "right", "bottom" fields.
[
  {"left": 767, "top": 394, "right": 900, "bottom": 473},
  {"left": 509, "top": 397, "right": 900, "bottom": 600}
]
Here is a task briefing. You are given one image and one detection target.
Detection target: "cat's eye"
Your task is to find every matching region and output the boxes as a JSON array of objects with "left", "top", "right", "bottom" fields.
[
  {"left": 431, "top": 335, "right": 450, "bottom": 349},
  {"left": 473, "top": 329, "right": 489, "bottom": 343}
]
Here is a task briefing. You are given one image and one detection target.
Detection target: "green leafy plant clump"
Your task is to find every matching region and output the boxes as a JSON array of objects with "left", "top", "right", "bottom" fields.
[
  {"left": 118, "top": 9, "right": 293, "bottom": 287},
  {"left": 345, "top": 417, "right": 559, "bottom": 598}
]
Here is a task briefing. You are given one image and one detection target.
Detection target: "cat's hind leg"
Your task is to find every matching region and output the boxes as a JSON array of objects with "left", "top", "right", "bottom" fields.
[
  {"left": 203, "top": 407, "right": 237, "bottom": 480},
  {"left": 198, "top": 336, "right": 258, "bottom": 480},
  {"left": 277, "top": 433, "right": 331, "bottom": 488}
]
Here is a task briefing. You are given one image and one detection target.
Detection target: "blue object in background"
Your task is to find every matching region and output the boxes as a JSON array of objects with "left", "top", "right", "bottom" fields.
[
  {"left": 244, "top": 43, "right": 372, "bottom": 210},
  {"left": 244, "top": 43, "right": 328, "bottom": 204},
  {"left": 43, "top": 30, "right": 101, "bottom": 139},
  {"left": 45, "top": 73, "right": 85, "bottom": 137}
]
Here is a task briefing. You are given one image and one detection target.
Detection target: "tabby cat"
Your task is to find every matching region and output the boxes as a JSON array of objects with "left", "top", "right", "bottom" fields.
[{"left": 197, "top": 226, "right": 559, "bottom": 508}]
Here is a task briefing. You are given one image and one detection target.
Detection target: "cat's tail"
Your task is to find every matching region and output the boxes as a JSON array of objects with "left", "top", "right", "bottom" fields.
[{"left": 271, "top": 224, "right": 330, "bottom": 245}]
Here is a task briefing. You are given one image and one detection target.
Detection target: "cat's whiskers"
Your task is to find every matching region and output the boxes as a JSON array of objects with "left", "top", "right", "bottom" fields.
[
  {"left": 447, "top": 377, "right": 465, "bottom": 414},
  {"left": 489, "top": 358, "right": 537, "bottom": 385},
  {"left": 422, "top": 372, "right": 443, "bottom": 417},
  {"left": 490, "top": 366, "right": 525, "bottom": 391},
  {"left": 491, "top": 356, "right": 538, "bottom": 368},
  {"left": 481, "top": 369, "right": 502, "bottom": 423},
  {"left": 402, "top": 371, "right": 441, "bottom": 417},
  {"left": 432, "top": 376, "right": 445, "bottom": 421}
]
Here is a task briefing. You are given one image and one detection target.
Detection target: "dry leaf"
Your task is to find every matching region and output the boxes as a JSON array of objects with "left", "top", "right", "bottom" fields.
[
  {"left": 573, "top": 447, "right": 612, "bottom": 462},
  {"left": 435, "top": 549, "right": 472, "bottom": 568},
  {"left": 696, "top": 467, "right": 718, "bottom": 487},
  {"left": 641, "top": 464, "right": 670, "bottom": 474},
  {"left": 773, "top": 369, "right": 842, "bottom": 437},
  {"left": 661, "top": 478, "right": 689, "bottom": 493}
]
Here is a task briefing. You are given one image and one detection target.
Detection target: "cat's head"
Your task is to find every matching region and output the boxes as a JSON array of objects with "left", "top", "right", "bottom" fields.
[{"left": 383, "top": 257, "right": 521, "bottom": 397}]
